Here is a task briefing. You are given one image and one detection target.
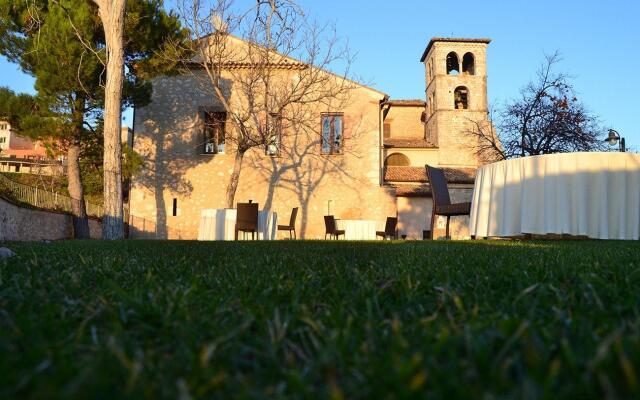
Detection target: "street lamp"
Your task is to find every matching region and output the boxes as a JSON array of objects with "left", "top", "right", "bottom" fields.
[{"left": 604, "top": 129, "right": 626, "bottom": 152}]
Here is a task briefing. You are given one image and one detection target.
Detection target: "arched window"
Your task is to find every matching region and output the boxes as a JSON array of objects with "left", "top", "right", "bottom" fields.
[
  {"left": 385, "top": 153, "right": 410, "bottom": 167},
  {"left": 454, "top": 86, "right": 469, "bottom": 110},
  {"left": 462, "top": 52, "right": 475, "bottom": 75},
  {"left": 446, "top": 52, "right": 459, "bottom": 75}
]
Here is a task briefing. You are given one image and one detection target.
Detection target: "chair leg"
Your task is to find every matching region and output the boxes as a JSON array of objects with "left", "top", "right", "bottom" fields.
[
  {"left": 446, "top": 216, "right": 450, "bottom": 239},
  {"left": 294, "top": 229, "right": 296, "bottom": 240},
  {"left": 430, "top": 210, "right": 436, "bottom": 240}
]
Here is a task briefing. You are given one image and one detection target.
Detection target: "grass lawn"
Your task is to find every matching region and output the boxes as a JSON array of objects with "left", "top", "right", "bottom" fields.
[{"left": 1, "top": 240, "right": 640, "bottom": 398}]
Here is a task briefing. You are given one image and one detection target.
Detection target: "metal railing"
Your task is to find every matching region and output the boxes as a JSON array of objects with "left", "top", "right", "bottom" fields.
[
  {"left": 0, "top": 173, "right": 183, "bottom": 239},
  {"left": 127, "top": 214, "right": 183, "bottom": 240},
  {"left": 0, "top": 173, "right": 104, "bottom": 217}
]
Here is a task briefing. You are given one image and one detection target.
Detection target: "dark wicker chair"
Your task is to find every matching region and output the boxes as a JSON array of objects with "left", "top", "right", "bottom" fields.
[
  {"left": 277, "top": 207, "right": 298, "bottom": 239},
  {"left": 376, "top": 217, "right": 398, "bottom": 240},
  {"left": 426, "top": 165, "right": 471, "bottom": 239},
  {"left": 324, "top": 215, "right": 345, "bottom": 240},
  {"left": 235, "top": 202, "right": 259, "bottom": 240}
]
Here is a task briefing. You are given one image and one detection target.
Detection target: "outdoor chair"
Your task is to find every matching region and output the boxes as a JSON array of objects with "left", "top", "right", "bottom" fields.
[
  {"left": 376, "top": 217, "right": 398, "bottom": 240},
  {"left": 324, "top": 215, "right": 345, "bottom": 240},
  {"left": 426, "top": 165, "right": 471, "bottom": 239},
  {"left": 235, "top": 202, "right": 259, "bottom": 240},
  {"left": 277, "top": 207, "right": 298, "bottom": 239}
]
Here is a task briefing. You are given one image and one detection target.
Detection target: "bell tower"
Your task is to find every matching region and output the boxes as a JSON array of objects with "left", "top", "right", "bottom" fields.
[{"left": 421, "top": 37, "right": 491, "bottom": 167}]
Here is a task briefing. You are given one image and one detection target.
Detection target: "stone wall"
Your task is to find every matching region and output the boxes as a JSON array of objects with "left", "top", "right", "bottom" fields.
[
  {"left": 0, "top": 197, "right": 101, "bottom": 240},
  {"left": 383, "top": 148, "right": 439, "bottom": 168},
  {"left": 385, "top": 105, "right": 424, "bottom": 139},
  {"left": 396, "top": 186, "right": 473, "bottom": 240}
]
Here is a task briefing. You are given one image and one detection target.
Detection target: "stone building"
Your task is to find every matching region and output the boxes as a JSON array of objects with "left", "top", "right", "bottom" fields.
[
  {"left": 0, "top": 120, "right": 54, "bottom": 173},
  {"left": 128, "top": 37, "right": 492, "bottom": 239}
]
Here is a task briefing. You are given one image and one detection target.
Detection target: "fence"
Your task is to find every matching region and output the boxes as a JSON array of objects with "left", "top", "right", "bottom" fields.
[
  {"left": 0, "top": 173, "right": 104, "bottom": 217},
  {"left": 0, "top": 173, "right": 183, "bottom": 239},
  {"left": 127, "top": 214, "right": 184, "bottom": 240}
]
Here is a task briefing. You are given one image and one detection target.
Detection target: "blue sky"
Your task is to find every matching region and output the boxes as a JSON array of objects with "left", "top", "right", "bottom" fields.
[{"left": 1, "top": 0, "right": 638, "bottom": 148}]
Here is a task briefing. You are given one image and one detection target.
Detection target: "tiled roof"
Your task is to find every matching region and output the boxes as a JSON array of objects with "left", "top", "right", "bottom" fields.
[
  {"left": 420, "top": 37, "right": 492, "bottom": 61},
  {"left": 384, "top": 166, "right": 476, "bottom": 184},
  {"left": 2, "top": 148, "right": 47, "bottom": 158},
  {"left": 392, "top": 185, "right": 431, "bottom": 197},
  {"left": 386, "top": 99, "right": 426, "bottom": 107},
  {"left": 384, "top": 138, "right": 437, "bottom": 148}
]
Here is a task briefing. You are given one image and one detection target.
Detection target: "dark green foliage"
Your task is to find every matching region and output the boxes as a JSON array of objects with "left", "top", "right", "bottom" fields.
[
  {"left": 0, "top": 87, "right": 40, "bottom": 128},
  {"left": 0, "top": 0, "right": 187, "bottom": 116},
  {"left": 1, "top": 240, "right": 640, "bottom": 398}
]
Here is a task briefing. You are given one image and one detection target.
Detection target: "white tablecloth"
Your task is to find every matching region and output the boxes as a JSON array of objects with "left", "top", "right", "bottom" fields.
[
  {"left": 197, "top": 209, "right": 278, "bottom": 240},
  {"left": 336, "top": 219, "right": 381, "bottom": 240},
  {"left": 470, "top": 152, "right": 640, "bottom": 239}
]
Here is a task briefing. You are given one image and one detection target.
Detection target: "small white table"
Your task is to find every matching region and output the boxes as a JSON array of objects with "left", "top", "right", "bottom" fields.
[
  {"left": 470, "top": 152, "right": 640, "bottom": 240},
  {"left": 197, "top": 208, "right": 278, "bottom": 240},
  {"left": 335, "top": 219, "right": 380, "bottom": 240}
]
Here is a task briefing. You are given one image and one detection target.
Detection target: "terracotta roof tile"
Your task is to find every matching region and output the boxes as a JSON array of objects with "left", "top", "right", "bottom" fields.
[
  {"left": 386, "top": 99, "right": 426, "bottom": 107},
  {"left": 391, "top": 185, "right": 432, "bottom": 197},
  {"left": 384, "top": 166, "right": 476, "bottom": 184},
  {"left": 384, "top": 138, "right": 437, "bottom": 148}
]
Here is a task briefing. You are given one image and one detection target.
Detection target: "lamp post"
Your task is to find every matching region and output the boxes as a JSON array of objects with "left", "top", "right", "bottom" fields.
[{"left": 604, "top": 129, "right": 626, "bottom": 152}]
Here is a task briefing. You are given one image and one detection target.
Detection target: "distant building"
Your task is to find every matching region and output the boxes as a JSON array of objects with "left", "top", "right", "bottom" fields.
[{"left": 0, "top": 121, "right": 59, "bottom": 174}]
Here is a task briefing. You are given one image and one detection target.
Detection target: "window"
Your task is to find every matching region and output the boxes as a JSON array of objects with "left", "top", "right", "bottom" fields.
[
  {"left": 266, "top": 113, "right": 282, "bottom": 156},
  {"left": 203, "top": 111, "right": 226, "bottom": 154},
  {"left": 172, "top": 198, "right": 177, "bottom": 216},
  {"left": 454, "top": 86, "right": 469, "bottom": 110},
  {"left": 385, "top": 153, "right": 410, "bottom": 167},
  {"left": 321, "top": 113, "right": 343, "bottom": 154},
  {"left": 0, "top": 124, "right": 6, "bottom": 130},
  {"left": 0, "top": 137, "right": 5, "bottom": 144},
  {"left": 462, "top": 52, "right": 475, "bottom": 75},
  {"left": 446, "top": 52, "right": 459, "bottom": 75}
]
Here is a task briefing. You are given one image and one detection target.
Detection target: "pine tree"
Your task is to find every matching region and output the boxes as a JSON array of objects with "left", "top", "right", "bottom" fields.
[{"left": 0, "top": 0, "right": 187, "bottom": 238}]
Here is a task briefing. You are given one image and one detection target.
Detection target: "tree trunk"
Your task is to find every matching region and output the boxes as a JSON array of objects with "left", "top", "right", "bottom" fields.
[
  {"left": 226, "top": 149, "right": 245, "bottom": 208},
  {"left": 95, "top": 0, "right": 126, "bottom": 239},
  {"left": 67, "top": 142, "right": 91, "bottom": 239}
]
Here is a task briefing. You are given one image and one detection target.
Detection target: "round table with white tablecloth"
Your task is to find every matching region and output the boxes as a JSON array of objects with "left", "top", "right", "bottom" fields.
[
  {"left": 197, "top": 208, "right": 277, "bottom": 240},
  {"left": 335, "top": 219, "right": 382, "bottom": 240},
  {"left": 469, "top": 152, "right": 640, "bottom": 240}
]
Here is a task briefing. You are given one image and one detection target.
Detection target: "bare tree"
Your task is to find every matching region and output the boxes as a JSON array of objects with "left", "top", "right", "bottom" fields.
[
  {"left": 92, "top": 0, "right": 126, "bottom": 239},
  {"left": 171, "top": 0, "right": 355, "bottom": 207},
  {"left": 469, "top": 52, "right": 604, "bottom": 161}
]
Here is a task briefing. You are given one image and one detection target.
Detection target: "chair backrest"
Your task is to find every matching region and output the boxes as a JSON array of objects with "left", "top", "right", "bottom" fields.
[
  {"left": 289, "top": 207, "right": 298, "bottom": 227},
  {"left": 236, "top": 202, "right": 259, "bottom": 230},
  {"left": 426, "top": 165, "right": 451, "bottom": 207},
  {"left": 324, "top": 215, "right": 336, "bottom": 234},
  {"left": 384, "top": 217, "right": 398, "bottom": 235}
]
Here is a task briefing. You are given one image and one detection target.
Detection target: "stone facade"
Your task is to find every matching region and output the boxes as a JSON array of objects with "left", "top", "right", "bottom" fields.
[
  {"left": 422, "top": 38, "right": 490, "bottom": 167},
  {"left": 129, "top": 67, "right": 396, "bottom": 239},
  {"left": 129, "top": 37, "right": 494, "bottom": 240}
]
